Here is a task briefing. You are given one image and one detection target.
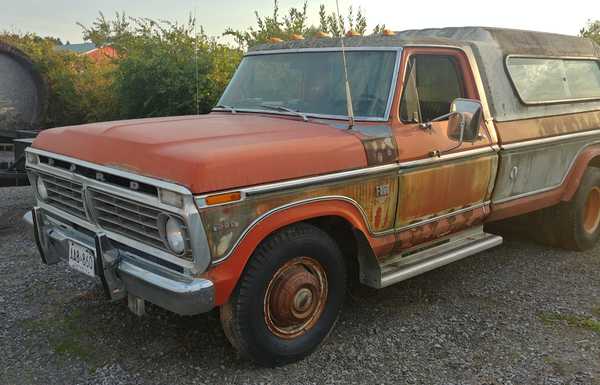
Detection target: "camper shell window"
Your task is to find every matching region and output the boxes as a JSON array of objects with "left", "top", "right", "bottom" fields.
[{"left": 506, "top": 56, "right": 600, "bottom": 105}]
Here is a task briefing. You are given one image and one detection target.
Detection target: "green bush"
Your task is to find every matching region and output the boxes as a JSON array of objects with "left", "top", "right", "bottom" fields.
[{"left": 81, "top": 15, "right": 242, "bottom": 119}]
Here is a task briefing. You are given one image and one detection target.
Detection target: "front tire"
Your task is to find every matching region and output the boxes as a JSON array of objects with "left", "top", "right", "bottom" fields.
[{"left": 220, "top": 223, "right": 347, "bottom": 366}]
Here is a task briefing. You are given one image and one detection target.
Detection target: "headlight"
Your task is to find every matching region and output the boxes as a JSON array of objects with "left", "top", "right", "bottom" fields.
[
  {"left": 36, "top": 177, "right": 48, "bottom": 200},
  {"left": 165, "top": 216, "right": 186, "bottom": 254}
]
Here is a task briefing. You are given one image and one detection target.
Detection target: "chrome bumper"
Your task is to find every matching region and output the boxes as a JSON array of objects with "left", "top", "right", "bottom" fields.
[{"left": 24, "top": 207, "right": 215, "bottom": 316}]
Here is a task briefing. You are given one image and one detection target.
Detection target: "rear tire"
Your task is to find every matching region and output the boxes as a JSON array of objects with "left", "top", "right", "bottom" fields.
[
  {"left": 543, "top": 167, "right": 600, "bottom": 251},
  {"left": 220, "top": 223, "right": 346, "bottom": 367}
]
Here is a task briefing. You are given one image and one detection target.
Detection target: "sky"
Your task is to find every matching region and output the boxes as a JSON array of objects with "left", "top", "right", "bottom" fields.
[{"left": 0, "top": 0, "right": 598, "bottom": 44}]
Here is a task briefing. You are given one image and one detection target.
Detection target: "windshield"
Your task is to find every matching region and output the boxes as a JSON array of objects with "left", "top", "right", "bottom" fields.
[{"left": 217, "top": 50, "right": 398, "bottom": 119}]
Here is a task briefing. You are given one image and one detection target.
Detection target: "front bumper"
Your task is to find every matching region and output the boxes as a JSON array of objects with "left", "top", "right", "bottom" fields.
[{"left": 25, "top": 207, "right": 215, "bottom": 316}]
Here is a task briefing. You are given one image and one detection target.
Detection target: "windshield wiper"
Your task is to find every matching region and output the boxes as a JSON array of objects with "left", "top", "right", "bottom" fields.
[
  {"left": 213, "top": 104, "right": 237, "bottom": 114},
  {"left": 260, "top": 103, "right": 308, "bottom": 122}
]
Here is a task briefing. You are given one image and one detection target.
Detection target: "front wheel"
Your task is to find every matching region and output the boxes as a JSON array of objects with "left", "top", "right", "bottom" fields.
[{"left": 220, "top": 223, "right": 347, "bottom": 366}]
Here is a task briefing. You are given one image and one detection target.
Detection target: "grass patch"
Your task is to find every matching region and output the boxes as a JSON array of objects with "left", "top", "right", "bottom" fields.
[
  {"left": 539, "top": 312, "right": 600, "bottom": 334},
  {"left": 21, "top": 308, "right": 107, "bottom": 370}
]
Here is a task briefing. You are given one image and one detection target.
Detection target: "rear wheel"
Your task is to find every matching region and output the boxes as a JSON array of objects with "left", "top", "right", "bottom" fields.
[
  {"left": 220, "top": 223, "right": 346, "bottom": 366},
  {"left": 544, "top": 167, "right": 600, "bottom": 250}
]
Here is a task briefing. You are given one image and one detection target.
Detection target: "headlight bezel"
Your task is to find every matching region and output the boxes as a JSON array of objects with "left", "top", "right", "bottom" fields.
[
  {"left": 158, "top": 213, "right": 188, "bottom": 256},
  {"left": 36, "top": 176, "right": 48, "bottom": 201}
]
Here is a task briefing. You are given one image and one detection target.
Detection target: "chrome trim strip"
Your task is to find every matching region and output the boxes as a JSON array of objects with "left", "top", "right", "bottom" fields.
[
  {"left": 26, "top": 147, "right": 191, "bottom": 195},
  {"left": 501, "top": 129, "right": 600, "bottom": 150},
  {"left": 196, "top": 146, "right": 497, "bottom": 208},
  {"left": 243, "top": 164, "right": 399, "bottom": 196},
  {"left": 211, "top": 195, "right": 375, "bottom": 264},
  {"left": 212, "top": 107, "right": 390, "bottom": 122},
  {"left": 215, "top": 47, "right": 402, "bottom": 123},
  {"left": 493, "top": 185, "right": 558, "bottom": 204},
  {"left": 397, "top": 146, "right": 497, "bottom": 169},
  {"left": 493, "top": 139, "right": 600, "bottom": 204},
  {"left": 245, "top": 46, "right": 402, "bottom": 55}
]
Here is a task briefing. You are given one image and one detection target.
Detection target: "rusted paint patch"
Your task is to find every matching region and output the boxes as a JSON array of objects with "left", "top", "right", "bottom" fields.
[
  {"left": 497, "top": 110, "right": 600, "bottom": 143},
  {"left": 391, "top": 205, "right": 489, "bottom": 254},
  {"left": 199, "top": 173, "right": 398, "bottom": 261},
  {"left": 395, "top": 155, "right": 495, "bottom": 227},
  {"left": 339, "top": 123, "right": 399, "bottom": 166}
]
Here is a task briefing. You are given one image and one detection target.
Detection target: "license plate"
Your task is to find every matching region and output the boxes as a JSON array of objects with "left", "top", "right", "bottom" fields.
[{"left": 68, "top": 241, "right": 96, "bottom": 277}]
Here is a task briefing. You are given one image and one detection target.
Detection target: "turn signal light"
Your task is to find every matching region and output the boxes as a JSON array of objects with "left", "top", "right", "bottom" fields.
[{"left": 205, "top": 191, "right": 242, "bottom": 206}]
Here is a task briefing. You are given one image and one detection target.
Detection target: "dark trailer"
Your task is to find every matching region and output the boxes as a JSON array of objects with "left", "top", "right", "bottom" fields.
[{"left": 0, "top": 41, "right": 46, "bottom": 187}]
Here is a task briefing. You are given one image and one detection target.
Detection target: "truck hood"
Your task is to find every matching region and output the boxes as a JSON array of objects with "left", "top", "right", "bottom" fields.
[{"left": 32, "top": 113, "right": 367, "bottom": 193}]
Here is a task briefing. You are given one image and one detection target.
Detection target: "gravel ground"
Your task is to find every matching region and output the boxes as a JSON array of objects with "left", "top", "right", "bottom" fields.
[{"left": 1, "top": 185, "right": 599, "bottom": 385}]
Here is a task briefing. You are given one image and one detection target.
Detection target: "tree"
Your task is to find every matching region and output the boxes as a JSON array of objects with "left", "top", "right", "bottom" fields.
[
  {"left": 79, "top": 13, "right": 242, "bottom": 118},
  {"left": 580, "top": 19, "right": 600, "bottom": 45},
  {"left": 225, "top": 0, "right": 381, "bottom": 49}
]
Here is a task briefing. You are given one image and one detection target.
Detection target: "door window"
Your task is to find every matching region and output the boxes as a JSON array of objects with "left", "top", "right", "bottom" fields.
[{"left": 400, "top": 55, "right": 465, "bottom": 123}]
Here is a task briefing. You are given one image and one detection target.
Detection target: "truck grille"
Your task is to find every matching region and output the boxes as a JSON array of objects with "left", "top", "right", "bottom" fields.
[
  {"left": 89, "top": 189, "right": 190, "bottom": 258},
  {"left": 89, "top": 189, "right": 164, "bottom": 249},
  {"left": 39, "top": 173, "right": 86, "bottom": 219},
  {"left": 35, "top": 171, "right": 191, "bottom": 260}
]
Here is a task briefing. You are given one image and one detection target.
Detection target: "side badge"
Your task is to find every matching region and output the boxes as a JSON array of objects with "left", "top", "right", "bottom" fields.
[{"left": 376, "top": 184, "right": 390, "bottom": 198}]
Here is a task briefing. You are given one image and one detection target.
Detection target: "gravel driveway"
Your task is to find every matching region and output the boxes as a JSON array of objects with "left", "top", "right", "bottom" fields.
[{"left": 1, "top": 186, "right": 599, "bottom": 385}]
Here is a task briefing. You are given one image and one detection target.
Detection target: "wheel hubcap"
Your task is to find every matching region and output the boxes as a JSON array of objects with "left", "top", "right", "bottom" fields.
[
  {"left": 583, "top": 187, "right": 600, "bottom": 234},
  {"left": 264, "top": 257, "right": 328, "bottom": 339}
]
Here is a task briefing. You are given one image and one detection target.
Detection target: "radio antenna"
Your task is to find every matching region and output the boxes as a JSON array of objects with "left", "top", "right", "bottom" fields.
[
  {"left": 194, "top": 7, "right": 200, "bottom": 116},
  {"left": 335, "top": 0, "right": 354, "bottom": 129}
]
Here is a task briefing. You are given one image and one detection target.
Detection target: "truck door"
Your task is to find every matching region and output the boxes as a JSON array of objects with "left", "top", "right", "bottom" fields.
[{"left": 390, "top": 47, "right": 498, "bottom": 250}]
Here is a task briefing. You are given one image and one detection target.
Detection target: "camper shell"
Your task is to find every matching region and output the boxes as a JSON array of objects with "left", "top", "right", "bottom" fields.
[{"left": 253, "top": 26, "right": 600, "bottom": 137}]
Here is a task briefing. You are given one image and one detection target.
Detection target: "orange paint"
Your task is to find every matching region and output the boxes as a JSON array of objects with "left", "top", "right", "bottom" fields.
[{"left": 33, "top": 114, "right": 368, "bottom": 194}]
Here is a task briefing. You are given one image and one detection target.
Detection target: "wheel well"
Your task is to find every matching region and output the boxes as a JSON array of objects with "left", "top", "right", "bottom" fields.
[
  {"left": 588, "top": 155, "right": 600, "bottom": 169},
  {"left": 305, "top": 216, "right": 361, "bottom": 285}
]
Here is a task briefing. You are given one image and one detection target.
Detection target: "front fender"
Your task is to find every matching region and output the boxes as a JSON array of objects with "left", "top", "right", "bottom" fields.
[{"left": 202, "top": 198, "right": 374, "bottom": 306}]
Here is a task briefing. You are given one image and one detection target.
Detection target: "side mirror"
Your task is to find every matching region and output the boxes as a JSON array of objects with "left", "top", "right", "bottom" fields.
[{"left": 447, "top": 98, "right": 482, "bottom": 142}]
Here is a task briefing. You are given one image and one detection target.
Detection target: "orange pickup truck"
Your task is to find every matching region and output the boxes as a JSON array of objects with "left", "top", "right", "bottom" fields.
[{"left": 24, "top": 27, "right": 600, "bottom": 366}]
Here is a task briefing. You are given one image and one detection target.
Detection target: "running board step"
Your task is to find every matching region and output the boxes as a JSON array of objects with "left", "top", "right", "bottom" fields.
[{"left": 369, "top": 230, "right": 502, "bottom": 289}]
